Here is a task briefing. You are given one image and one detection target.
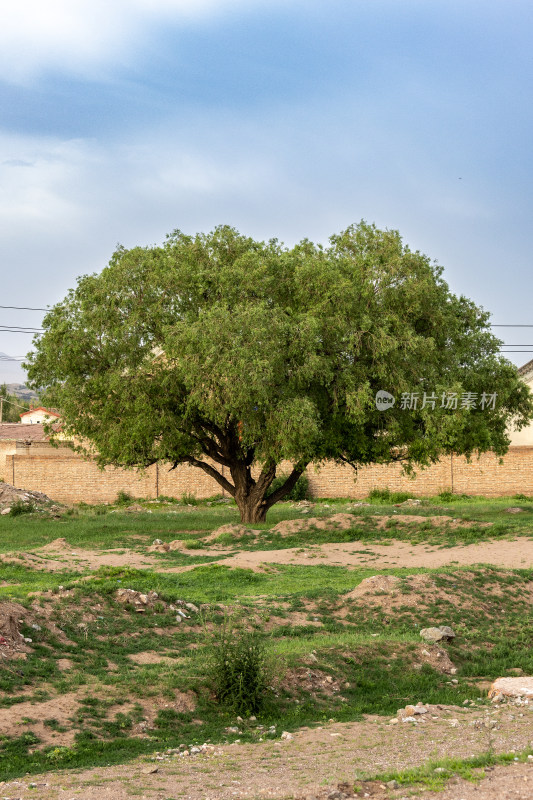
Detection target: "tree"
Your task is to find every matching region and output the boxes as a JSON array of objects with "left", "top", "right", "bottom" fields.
[
  {"left": 0, "top": 384, "right": 30, "bottom": 423},
  {"left": 25, "top": 223, "right": 533, "bottom": 522}
]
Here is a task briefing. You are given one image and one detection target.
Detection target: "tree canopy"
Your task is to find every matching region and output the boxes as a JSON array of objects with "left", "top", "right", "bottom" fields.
[{"left": 26, "top": 222, "right": 533, "bottom": 521}]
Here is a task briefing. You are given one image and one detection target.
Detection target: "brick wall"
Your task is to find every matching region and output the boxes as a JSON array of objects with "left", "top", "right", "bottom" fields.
[
  {"left": 0, "top": 441, "right": 15, "bottom": 483},
  {"left": 3, "top": 446, "right": 533, "bottom": 503}
]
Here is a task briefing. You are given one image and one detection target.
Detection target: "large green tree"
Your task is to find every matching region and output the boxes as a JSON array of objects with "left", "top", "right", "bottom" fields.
[{"left": 26, "top": 223, "right": 533, "bottom": 522}]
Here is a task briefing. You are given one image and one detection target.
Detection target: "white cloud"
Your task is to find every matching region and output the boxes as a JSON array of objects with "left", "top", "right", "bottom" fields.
[{"left": 0, "top": 0, "right": 293, "bottom": 84}]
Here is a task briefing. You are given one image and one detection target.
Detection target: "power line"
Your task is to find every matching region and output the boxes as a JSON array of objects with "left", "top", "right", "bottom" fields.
[
  {"left": 0, "top": 395, "right": 29, "bottom": 410},
  {"left": 0, "top": 305, "right": 47, "bottom": 311}
]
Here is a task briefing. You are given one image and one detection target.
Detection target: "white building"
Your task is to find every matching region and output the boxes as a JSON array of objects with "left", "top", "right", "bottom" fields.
[{"left": 19, "top": 407, "right": 61, "bottom": 425}]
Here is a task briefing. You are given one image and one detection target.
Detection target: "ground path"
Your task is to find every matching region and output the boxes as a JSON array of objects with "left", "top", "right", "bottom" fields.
[
  {"left": 4, "top": 536, "right": 533, "bottom": 574},
  {"left": 208, "top": 538, "right": 533, "bottom": 572},
  {"left": 2, "top": 706, "right": 533, "bottom": 799}
]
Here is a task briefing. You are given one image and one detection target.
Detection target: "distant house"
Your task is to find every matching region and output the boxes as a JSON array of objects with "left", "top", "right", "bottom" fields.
[
  {"left": 19, "top": 407, "right": 61, "bottom": 425},
  {"left": 508, "top": 359, "right": 533, "bottom": 446}
]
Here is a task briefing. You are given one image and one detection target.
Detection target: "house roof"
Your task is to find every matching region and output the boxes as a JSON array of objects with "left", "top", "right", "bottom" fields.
[
  {"left": 0, "top": 423, "right": 49, "bottom": 442},
  {"left": 519, "top": 358, "right": 533, "bottom": 378},
  {"left": 19, "top": 407, "right": 61, "bottom": 419}
]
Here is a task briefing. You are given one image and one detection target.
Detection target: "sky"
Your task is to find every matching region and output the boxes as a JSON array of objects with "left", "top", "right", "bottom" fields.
[{"left": 1, "top": 0, "right": 533, "bottom": 383}]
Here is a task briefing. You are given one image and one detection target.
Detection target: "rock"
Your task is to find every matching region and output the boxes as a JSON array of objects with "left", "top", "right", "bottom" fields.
[
  {"left": 420, "top": 625, "right": 455, "bottom": 643},
  {"left": 0, "top": 507, "right": 10, "bottom": 515},
  {"left": 142, "top": 766, "right": 159, "bottom": 774},
  {"left": 387, "top": 779, "right": 399, "bottom": 788},
  {"left": 449, "top": 719, "right": 459, "bottom": 727},
  {"left": 401, "top": 716, "right": 417, "bottom": 723},
  {"left": 185, "top": 603, "right": 199, "bottom": 613},
  {"left": 153, "top": 539, "right": 163, "bottom": 545},
  {"left": 506, "top": 507, "right": 524, "bottom": 513},
  {"left": 489, "top": 677, "right": 533, "bottom": 699},
  {"left": 281, "top": 731, "right": 293, "bottom": 740}
]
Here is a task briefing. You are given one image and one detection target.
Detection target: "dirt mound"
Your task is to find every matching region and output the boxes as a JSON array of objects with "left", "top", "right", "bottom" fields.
[
  {"left": 0, "top": 601, "right": 32, "bottom": 658},
  {"left": 281, "top": 666, "right": 343, "bottom": 698},
  {"left": 271, "top": 513, "right": 358, "bottom": 536},
  {"left": 416, "top": 643, "right": 456, "bottom": 674},
  {"left": 372, "top": 514, "right": 492, "bottom": 530},
  {"left": 40, "top": 537, "right": 72, "bottom": 552},
  {"left": 345, "top": 575, "right": 401, "bottom": 599},
  {"left": 206, "top": 523, "right": 251, "bottom": 542},
  {"left": 0, "top": 481, "right": 56, "bottom": 509},
  {"left": 148, "top": 539, "right": 188, "bottom": 552}
]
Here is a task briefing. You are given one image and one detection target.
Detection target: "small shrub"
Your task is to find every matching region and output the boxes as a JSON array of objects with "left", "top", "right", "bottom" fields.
[
  {"left": 9, "top": 499, "right": 36, "bottom": 516},
  {"left": 115, "top": 490, "right": 134, "bottom": 505},
  {"left": 156, "top": 495, "right": 180, "bottom": 504},
  {"left": 204, "top": 615, "right": 271, "bottom": 714},
  {"left": 368, "top": 488, "right": 413, "bottom": 504},
  {"left": 181, "top": 492, "right": 199, "bottom": 505},
  {"left": 267, "top": 473, "right": 310, "bottom": 502},
  {"left": 183, "top": 539, "right": 204, "bottom": 549},
  {"left": 437, "top": 491, "right": 472, "bottom": 502}
]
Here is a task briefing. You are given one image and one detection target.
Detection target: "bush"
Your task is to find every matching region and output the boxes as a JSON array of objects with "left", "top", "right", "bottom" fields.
[
  {"left": 204, "top": 615, "right": 271, "bottom": 714},
  {"left": 436, "top": 491, "right": 472, "bottom": 502},
  {"left": 368, "top": 488, "right": 413, "bottom": 504},
  {"left": 115, "top": 490, "right": 134, "bottom": 505},
  {"left": 267, "top": 473, "right": 310, "bottom": 502},
  {"left": 9, "top": 500, "right": 37, "bottom": 516},
  {"left": 180, "top": 492, "right": 199, "bottom": 505}
]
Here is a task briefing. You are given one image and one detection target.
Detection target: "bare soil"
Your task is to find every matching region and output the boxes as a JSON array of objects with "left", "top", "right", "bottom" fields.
[
  {"left": 211, "top": 538, "right": 533, "bottom": 571},
  {"left": 3, "top": 706, "right": 533, "bottom": 799},
  {"left": 4, "top": 533, "right": 533, "bottom": 575}
]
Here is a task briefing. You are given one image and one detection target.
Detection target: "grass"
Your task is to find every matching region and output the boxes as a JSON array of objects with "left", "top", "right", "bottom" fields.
[
  {"left": 362, "top": 747, "right": 533, "bottom": 791},
  {"left": 0, "top": 495, "right": 532, "bottom": 781}
]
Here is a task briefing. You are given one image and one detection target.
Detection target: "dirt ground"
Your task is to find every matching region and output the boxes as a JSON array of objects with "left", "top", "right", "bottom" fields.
[
  {"left": 3, "top": 707, "right": 533, "bottom": 799},
  {"left": 212, "top": 538, "right": 533, "bottom": 571},
  {"left": 5, "top": 535, "right": 533, "bottom": 575}
]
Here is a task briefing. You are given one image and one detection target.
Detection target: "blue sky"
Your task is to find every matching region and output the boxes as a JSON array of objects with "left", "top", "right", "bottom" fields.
[{"left": 1, "top": 0, "right": 533, "bottom": 381}]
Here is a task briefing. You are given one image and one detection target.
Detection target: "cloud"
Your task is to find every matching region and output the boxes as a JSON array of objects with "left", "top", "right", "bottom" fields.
[{"left": 0, "top": 0, "right": 293, "bottom": 84}]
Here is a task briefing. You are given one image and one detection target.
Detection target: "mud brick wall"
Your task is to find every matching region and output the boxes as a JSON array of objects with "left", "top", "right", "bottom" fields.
[
  {"left": 4, "top": 447, "right": 533, "bottom": 504},
  {"left": 0, "top": 441, "right": 15, "bottom": 483}
]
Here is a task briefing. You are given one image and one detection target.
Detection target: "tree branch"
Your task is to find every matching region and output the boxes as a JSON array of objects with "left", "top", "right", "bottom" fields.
[
  {"left": 180, "top": 457, "right": 236, "bottom": 496},
  {"left": 265, "top": 464, "right": 308, "bottom": 508}
]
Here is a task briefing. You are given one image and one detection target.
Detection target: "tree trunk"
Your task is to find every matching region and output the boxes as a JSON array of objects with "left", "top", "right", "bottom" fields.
[{"left": 237, "top": 496, "right": 268, "bottom": 524}]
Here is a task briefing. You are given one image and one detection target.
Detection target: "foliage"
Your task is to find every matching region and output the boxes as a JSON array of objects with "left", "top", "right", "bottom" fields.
[
  {"left": 180, "top": 492, "right": 199, "bottom": 505},
  {"left": 115, "top": 490, "right": 134, "bottom": 505},
  {"left": 203, "top": 614, "right": 271, "bottom": 714},
  {"left": 9, "top": 500, "right": 36, "bottom": 517},
  {"left": 367, "top": 488, "right": 413, "bottom": 503},
  {"left": 25, "top": 223, "right": 533, "bottom": 522},
  {"left": 267, "top": 472, "right": 309, "bottom": 501},
  {"left": 0, "top": 384, "right": 30, "bottom": 423}
]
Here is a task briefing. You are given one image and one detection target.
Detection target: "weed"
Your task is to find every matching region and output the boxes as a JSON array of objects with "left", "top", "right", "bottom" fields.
[
  {"left": 203, "top": 613, "right": 271, "bottom": 714},
  {"left": 115, "top": 490, "right": 135, "bottom": 505},
  {"left": 367, "top": 488, "right": 413, "bottom": 504},
  {"left": 9, "top": 500, "right": 37, "bottom": 517},
  {"left": 181, "top": 492, "right": 199, "bottom": 505}
]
